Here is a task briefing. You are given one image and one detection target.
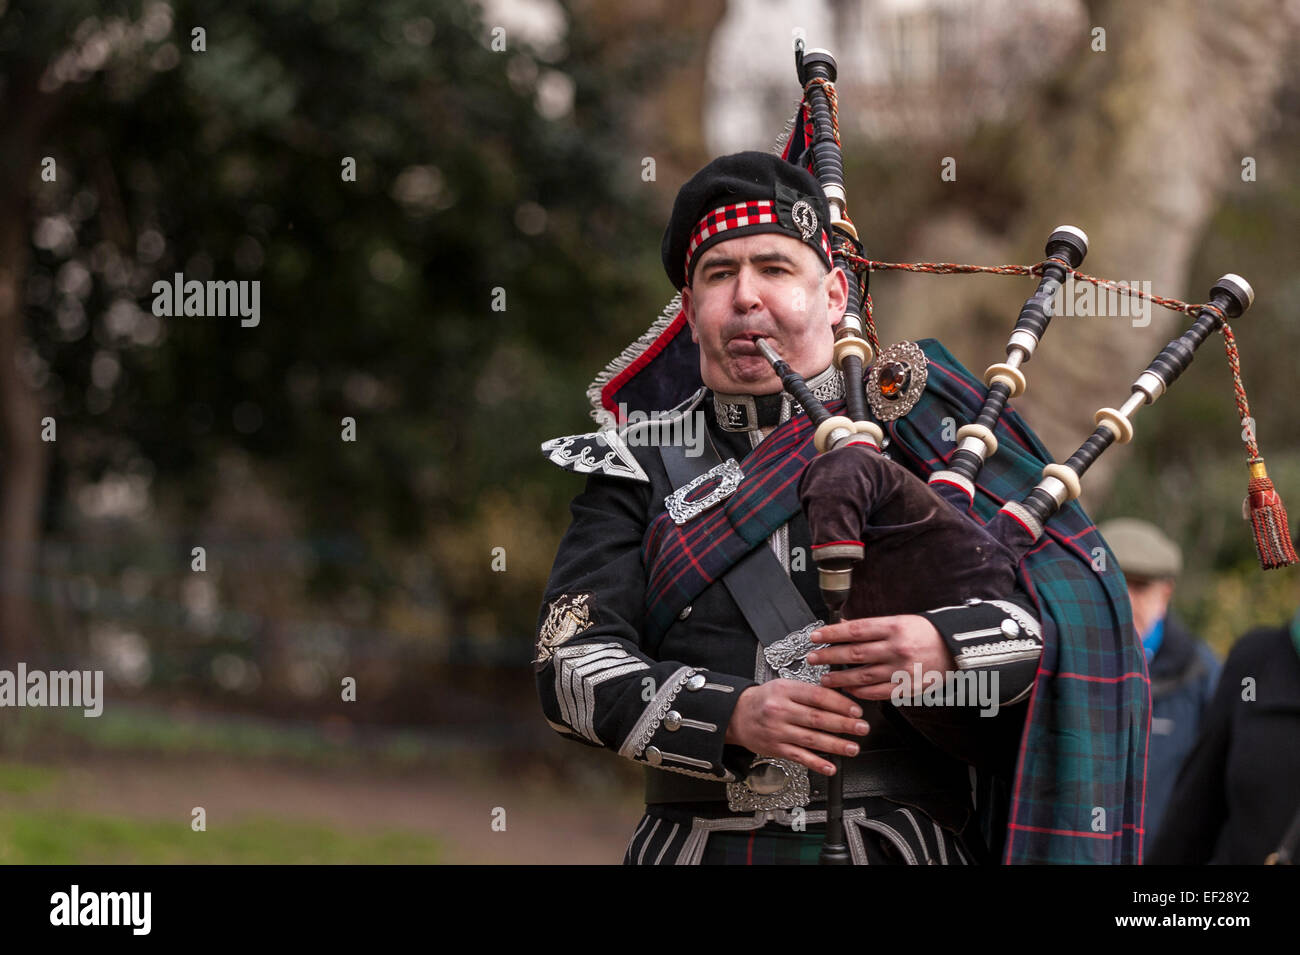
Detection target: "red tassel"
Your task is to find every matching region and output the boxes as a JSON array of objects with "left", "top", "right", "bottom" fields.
[{"left": 1246, "top": 460, "right": 1299, "bottom": 570}]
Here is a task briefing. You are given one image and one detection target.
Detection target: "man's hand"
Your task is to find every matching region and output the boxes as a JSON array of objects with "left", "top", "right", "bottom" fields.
[
  {"left": 806, "top": 614, "right": 956, "bottom": 701},
  {"left": 724, "top": 679, "right": 870, "bottom": 776}
]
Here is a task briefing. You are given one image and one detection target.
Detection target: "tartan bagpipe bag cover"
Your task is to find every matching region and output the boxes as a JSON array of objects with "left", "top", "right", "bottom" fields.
[{"left": 890, "top": 340, "right": 1149, "bottom": 865}]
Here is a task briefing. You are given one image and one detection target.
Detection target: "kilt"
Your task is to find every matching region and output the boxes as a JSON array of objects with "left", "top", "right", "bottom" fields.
[{"left": 624, "top": 798, "right": 978, "bottom": 865}]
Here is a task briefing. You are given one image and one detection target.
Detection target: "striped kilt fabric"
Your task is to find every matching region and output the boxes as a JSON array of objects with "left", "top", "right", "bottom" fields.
[{"left": 624, "top": 799, "right": 978, "bottom": 866}]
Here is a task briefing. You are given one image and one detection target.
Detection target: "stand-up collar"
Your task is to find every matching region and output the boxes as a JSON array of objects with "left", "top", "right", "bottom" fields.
[{"left": 710, "top": 364, "right": 843, "bottom": 432}]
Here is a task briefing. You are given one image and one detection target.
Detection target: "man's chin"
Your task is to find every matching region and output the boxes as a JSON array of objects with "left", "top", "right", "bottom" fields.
[{"left": 713, "top": 356, "right": 779, "bottom": 393}]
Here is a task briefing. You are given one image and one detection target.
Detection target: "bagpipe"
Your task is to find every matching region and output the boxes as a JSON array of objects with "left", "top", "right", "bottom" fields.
[{"left": 766, "top": 43, "right": 1297, "bottom": 864}]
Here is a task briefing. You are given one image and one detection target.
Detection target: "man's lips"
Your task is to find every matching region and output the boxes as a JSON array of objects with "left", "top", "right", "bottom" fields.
[{"left": 726, "top": 334, "right": 772, "bottom": 356}]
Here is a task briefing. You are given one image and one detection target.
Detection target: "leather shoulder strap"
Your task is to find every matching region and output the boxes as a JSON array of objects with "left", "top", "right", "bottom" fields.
[{"left": 657, "top": 441, "right": 818, "bottom": 649}]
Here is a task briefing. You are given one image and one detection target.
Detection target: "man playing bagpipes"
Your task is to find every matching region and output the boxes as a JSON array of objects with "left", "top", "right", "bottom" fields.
[{"left": 535, "top": 48, "right": 1293, "bottom": 865}]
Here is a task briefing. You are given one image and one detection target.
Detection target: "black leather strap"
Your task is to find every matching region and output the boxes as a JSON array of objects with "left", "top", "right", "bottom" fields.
[
  {"left": 658, "top": 441, "right": 819, "bottom": 649},
  {"left": 645, "top": 746, "right": 970, "bottom": 804}
]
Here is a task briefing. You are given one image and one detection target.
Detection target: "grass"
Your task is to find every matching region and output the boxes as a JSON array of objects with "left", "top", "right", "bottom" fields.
[
  {"left": 0, "top": 760, "right": 441, "bottom": 863},
  {"left": 1, "top": 703, "right": 452, "bottom": 772},
  {"left": 0, "top": 762, "right": 57, "bottom": 795},
  {"left": 0, "top": 809, "right": 441, "bottom": 864}
]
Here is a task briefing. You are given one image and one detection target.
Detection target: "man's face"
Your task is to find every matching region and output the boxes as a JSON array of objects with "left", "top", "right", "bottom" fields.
[
  {"left": 1125, "top": 576, "right": 1175, "bottom": 638},
  {"left": 681, "top": 232, "right": 848, "bottom": 394}
]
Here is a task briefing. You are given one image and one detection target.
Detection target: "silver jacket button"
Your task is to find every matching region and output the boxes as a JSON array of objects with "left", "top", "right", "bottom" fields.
[
  {"left": 664, "top": 710, "right": 682, "bottom": 731},
  {"left": 685, "top": 673, "right": 707, "bottom": 691},
  {"left": 678, "top": 605, "right": 692, "bottom": 621},
  {"left": 1000, "top": 618, "right": 1021, "bottom": 637},
  {"left": 644, "top": 745, "right": 663, "bottom": 766}
]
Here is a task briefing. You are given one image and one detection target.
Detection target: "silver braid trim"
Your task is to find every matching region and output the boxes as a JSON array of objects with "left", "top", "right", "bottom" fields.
[
  {"left": 648, "top": 762, "right": 736, "bottom": 783},
  {"left": 791, "top": 364, "right": 845, "bottom": 415},
  {"left": 585, "top": 294, "right": 684, "bottom": 427},
  {"left": 618, "top": 666, "right": 695, "bottom": 759},
  {"left": 980, "top": 599, "right": 1043, "bottom": 641},
  {"left": 955, "top": 638, "right": 1043, "bottom": 669},
  {"left": 929, "top": 469, "right": 974, "bottom": 500},
  {"left": 1001, "top": 501, "right": 1044, "bottom": 540}
]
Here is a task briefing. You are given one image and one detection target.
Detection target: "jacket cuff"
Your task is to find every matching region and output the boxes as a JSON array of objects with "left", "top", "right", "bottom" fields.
[
  {"left": 617, "top": 667, "right": 755, "bottom": 781},
  {"left": 922, "top": 598, "right": 1043, "bottom": 705}
]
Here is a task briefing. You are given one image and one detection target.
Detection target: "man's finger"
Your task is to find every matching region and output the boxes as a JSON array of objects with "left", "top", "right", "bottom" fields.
[
  {"left": 783, "top": 724, "right": 861, "bottom": 759},
  {"left": 805, "top": 641, "right": 893, "bottom": 668},
  {"left": 851, "top": 684, "right": 898, "bottom": 702},
  {"left": 775, "top": 745, "right": 837, "bottom": 777},
  {"left": 820, "top": 664, "right": 896, "bottom": 689},
  {"left": 810, "top": 616, "right": 900, "bottom": 645},
  {"left": 785, "top": 701, "right": 871, "bottom": 737},
  {"left": 784, "top": 680, "right": 865, "bottom": 717}
]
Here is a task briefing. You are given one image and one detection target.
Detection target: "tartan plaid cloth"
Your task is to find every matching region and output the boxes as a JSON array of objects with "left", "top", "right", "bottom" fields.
[
  {"left": 890, "top": 341, "right": 1149, "bottom": 864},
  {"left": 642, "top": 411, "right": 821, "bottom": 643},
  {"left": 639, "top": 340, "right": 1149, "bottom": 864},
  {"left": 701, "top": 825, "right": 826, "bottom": 865}
]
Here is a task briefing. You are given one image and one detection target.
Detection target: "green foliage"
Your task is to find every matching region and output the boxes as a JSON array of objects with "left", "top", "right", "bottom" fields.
[{"left": 3, "top": 0, "right": 672, "bottom": 674}]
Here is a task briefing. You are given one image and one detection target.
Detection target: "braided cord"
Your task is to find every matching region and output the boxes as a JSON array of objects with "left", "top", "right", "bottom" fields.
[
  {"left": 840, "top": 252, "right": 1264, "bottom": 467},
  {"left": 1220, "top": 323, "right": 1260, "bottom": 461},
  {"left": 803, "top": 76, "right": 840, "bottom": 147},
  {"left": 839, "top": 253, "right": 1212, "bottom": 318}
]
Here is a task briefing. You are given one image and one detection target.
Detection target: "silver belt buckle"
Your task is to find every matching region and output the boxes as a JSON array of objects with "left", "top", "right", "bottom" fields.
[
  {"left": 726, "top": 621, "right": 827, "bottom": 813},
  {"left": 727, "top": 757, "right": 811, "bottom": 812}
]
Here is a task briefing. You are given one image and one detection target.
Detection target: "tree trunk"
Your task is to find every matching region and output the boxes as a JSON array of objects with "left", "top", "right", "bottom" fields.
[{"left": 0, "top": 66, "right": 63, "bottom": 663}]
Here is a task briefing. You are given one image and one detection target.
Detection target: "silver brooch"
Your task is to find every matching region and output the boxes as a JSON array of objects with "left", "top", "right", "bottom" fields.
[
  {"left": 866, "top": 340, "right": 928, "bottom": 422},
  {"left": 664, "top": 459, "right": 743, "bottom": 525},
  {"left": 764, "top": 621, "right": 829, "bottom": 684},
  {"left": 791, "top": 199, "right": 819, "bottom": 241}
]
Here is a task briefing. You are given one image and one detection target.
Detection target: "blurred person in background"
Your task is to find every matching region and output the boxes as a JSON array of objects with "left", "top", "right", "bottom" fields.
[
  {"left": 1147, "top": 536, "right": 1300, "bottom": 864},
  {"left": 1098, "top": 518, "right": 1220, "bottom": 846}
]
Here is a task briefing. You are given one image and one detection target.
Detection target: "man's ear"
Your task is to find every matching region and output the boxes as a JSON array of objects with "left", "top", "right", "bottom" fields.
[
  {"left": 825, "top": 265, "right": 849, "bottom": 326},
  {"left": 682, "top": 286, "right": 698, "bottom": 342}
]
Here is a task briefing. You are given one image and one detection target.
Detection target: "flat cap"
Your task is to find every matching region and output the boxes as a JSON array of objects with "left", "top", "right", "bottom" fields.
[
  {"left": 661, "top": 151, "right": 832, "bottom": 291},
  {"left": 1097, "top": 518, "right": 1183, "bottom": 580}
]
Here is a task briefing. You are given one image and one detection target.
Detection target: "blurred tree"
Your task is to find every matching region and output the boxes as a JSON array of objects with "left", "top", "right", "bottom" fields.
[
  {"left": 0, "top": 0, "right": 674, "bottom": 670},
  {"left": 862, "top": 0, "right": 1298, "bottom": 477}
]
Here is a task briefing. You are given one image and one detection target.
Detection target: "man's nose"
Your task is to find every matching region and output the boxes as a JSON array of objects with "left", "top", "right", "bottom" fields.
[{"left": 732, "top": 266, "right": 762, "bottom": 312}]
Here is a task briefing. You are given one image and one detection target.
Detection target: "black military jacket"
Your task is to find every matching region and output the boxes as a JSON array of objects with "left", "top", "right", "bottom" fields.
[{"left": 536, "top": 373, "right": 1043, "bottom": 829}]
